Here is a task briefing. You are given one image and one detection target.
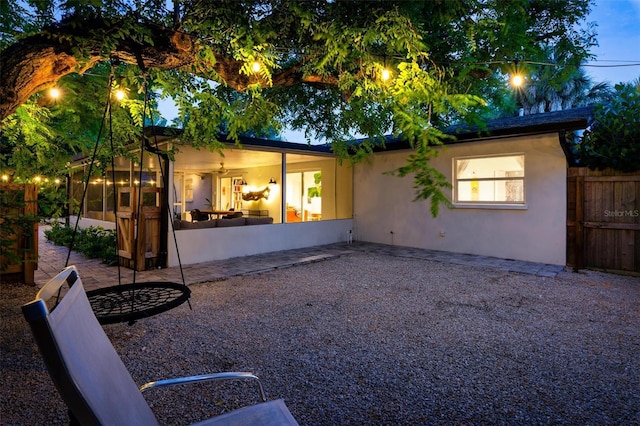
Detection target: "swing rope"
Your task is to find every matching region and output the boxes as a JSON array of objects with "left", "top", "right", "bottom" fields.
[
  {"left": 61, "top": 61, "right": 191, "bottom": 324},
  {"left": 140, "top": 81, "right": 191, "bottom": 309},
  {"left": 64, "top": 72, "right": 115, "bottom": 269}
]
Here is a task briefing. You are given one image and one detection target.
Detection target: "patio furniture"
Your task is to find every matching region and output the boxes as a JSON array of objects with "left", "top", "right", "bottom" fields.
[
  {"left": 176, "top": 216, "right": 274, "bottom": 229},
  {"left": 223, "top": 211, "right": 244, "bottom": 219},
  {"left": 21, "top": 265, "right": 298, "bottom": 425},
  {"left": 190, "top": 209, "right": 210, "bottom": 221},
  {"left": 200, "top": 209, "right": 235, "bottom": 219}
]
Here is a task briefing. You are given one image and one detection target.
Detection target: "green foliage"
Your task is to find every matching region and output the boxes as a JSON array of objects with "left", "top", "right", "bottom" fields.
[
  {"left": 577, "top": 82, "right": 640, "bottom": 172},
  {"left": 384, "top": 131, "right": 453, "bottom": 218},
  {"left": 43, "top": 221, "right": 76, "bottom": 247},
  {"left": 44, "top": 222, "right": 118, "bottom": 265},
  {"left": 307, "top": 172, "right": 322, "bottom": 198},
  {"left": 516, "top": 45, "right": 614, "bottom": 114},
  {"left": 1, "top": 0, "right": 599, "bottom": 215},
  {"left": 1, "top": 62, "right": 155, "bottom": 180},
  {"left": 37, "top": 183, "right": 67, "bottom": 219}
]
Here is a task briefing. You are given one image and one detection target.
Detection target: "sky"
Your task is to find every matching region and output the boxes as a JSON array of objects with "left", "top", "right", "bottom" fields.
[
  {"left": 158, "top": 0, "right": 640, "bottom": 140},
  {"left": 585, "top": 0, "right": 640, "bottom": 84}
]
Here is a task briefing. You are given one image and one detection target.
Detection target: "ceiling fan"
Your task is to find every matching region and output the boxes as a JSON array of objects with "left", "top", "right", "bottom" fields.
[{"left": 217, "top": 162, "right": 229, "bottom": 176}]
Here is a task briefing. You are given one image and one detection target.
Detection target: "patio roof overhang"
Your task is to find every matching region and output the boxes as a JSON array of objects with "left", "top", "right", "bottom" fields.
[{"left": 71, "top": 127, "right": 335, "bottom": 171}]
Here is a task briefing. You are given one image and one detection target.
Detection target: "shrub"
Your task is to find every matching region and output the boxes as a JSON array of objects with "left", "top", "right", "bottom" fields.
[
  {"left": 577, "top": 82, "right": 640, "bottom": 172},
  {"left": 44, "top": 222, "right": 75, "bottom": 247},
  {"left": 45, "top": 223, "right": 118, "bottom": 265}
]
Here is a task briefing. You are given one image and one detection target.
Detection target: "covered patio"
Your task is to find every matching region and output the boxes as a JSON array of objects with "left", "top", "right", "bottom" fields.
[{"left": 69, "top": 132, "right": 354, "bottom": 268}]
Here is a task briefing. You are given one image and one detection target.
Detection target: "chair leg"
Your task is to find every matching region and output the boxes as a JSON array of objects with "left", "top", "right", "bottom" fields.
[{"left": 68, "top": 409, "right": 81, "bottom": 426}]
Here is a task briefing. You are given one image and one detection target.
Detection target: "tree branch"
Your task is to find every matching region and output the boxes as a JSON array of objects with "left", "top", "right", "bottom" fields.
[{"left": 0, "top": 19, "right": 337, "bottom": 123}]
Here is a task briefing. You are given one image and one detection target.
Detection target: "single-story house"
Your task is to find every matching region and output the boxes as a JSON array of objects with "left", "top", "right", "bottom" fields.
[
  {"left": 355, "top": 107, "right": 592, "bottom": 265},
  {"left": 69, "top": 107, "right": 593, "bottom": 268}
]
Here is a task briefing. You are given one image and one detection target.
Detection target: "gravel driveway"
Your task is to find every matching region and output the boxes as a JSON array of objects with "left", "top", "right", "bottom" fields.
[{"left": 1, "top": 252, "right": 639, "bottom": 425}]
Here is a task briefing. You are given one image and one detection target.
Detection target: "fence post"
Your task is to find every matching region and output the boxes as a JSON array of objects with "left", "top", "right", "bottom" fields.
[{"left": 574, "top": 171, "right": 585, "bottom": 272}]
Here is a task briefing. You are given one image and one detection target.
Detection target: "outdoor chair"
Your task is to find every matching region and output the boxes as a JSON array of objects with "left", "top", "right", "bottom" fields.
[{"left": 21, "top": 265, "right": 298, "bottom": 425}]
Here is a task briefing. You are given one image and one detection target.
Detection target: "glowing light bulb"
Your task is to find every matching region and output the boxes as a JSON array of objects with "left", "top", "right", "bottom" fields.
[
  {"left": 511, "top": 74, "right": 524, "bottom": 87},
  {"left": 49, "top": 87, "right": 61, "bottom": 99},
  {"left": 2, "top": 175, "right": 9, "bottom": 182},
  {"left": 251, "top": 61, "right": 261, "bottom": 73},
  {"left": 114, "top": 89, "right": 126, "bottom": 100},
  {"left": 381, "top": 68, "right": 391, "bottom": 82}
]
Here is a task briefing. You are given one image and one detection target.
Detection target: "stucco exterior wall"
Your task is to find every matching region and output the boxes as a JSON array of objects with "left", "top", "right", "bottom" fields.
[
  {"left": 167, "top": 219, "right": 353, "bottom": 266},
  {"left": 354, "top": 134, "right": 567, "bottom": 265}
]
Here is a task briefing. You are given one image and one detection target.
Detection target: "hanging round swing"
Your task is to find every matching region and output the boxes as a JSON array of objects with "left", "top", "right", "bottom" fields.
[
  {"left": 87, "top": 281, "right": 190, "bottom": 325},
  {"left": 67, "top": 62, "right": 190, "bottom": 325}
]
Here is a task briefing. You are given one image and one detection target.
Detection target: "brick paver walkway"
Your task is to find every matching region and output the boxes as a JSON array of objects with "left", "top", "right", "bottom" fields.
[{"left": 35, "top": 225, "right": 565, "bottom": 291}]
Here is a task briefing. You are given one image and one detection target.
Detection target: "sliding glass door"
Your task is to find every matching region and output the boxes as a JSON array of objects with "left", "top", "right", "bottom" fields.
[{"left": 286, "top": 170, "right": 321, "bottom": 222}]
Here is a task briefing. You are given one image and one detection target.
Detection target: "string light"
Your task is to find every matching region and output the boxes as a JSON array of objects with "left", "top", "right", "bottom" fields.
[
  {"left": 251, "top": 61, "right": 262, "bottom": 73},
  {"left": 511, "top": 74, "right": 524, "bottom": 87},
  {"left": 509, "top": 59, "right": 525, "bottom": 88},
  {"left": 381, "top": 68, "right": 391, "bottom": 82},
  {"left": 49, "top": 87, "right": 61, "bottom": 99}
]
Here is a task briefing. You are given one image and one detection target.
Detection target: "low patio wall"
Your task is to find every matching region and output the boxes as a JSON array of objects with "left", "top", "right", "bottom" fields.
[
  {"left": 72, "top": 216, "right": 353, "bottom": 267},
  {"left": 167, "top": 219, "right": 354, "bottom": 267}
]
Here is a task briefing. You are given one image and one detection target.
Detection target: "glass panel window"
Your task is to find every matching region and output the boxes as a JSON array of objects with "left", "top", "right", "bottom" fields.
[
  {"left": 106, "top": 171, "right": 130, "bottom": 222},
  {"left": 87, "top": 176, "right": 105, "bottom": 219},
  {"left": 286, "top": 170, "right": 321, "bottom": 222},
  {"left": 454, "top": 154, "right": 525, "bottom": 204},
  {"left": 70, "top": 169, "right": 84, "bottom": 216}
]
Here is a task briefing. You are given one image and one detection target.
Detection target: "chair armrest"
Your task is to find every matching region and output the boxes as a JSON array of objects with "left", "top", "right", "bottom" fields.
[{"left": 139, "top": 372, "right": 266, "bottom": 402}]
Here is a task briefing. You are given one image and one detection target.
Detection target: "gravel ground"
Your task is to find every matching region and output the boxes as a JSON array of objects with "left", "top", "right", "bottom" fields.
[{"left": 1, "top": 252, "right": 639, "bottom": 425}]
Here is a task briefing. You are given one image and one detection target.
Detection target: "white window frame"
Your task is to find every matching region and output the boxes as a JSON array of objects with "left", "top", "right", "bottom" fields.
[{"left": 453, "top": 153, "right": 527, "bottom": 210}]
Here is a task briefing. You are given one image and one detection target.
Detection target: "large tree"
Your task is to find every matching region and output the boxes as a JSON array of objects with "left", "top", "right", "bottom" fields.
[
  {"left": 0, "top": 0, "right": 597, "bottom": 214},
  {"left": 576, "top": 80, "right": 640, "bottom": 172}
]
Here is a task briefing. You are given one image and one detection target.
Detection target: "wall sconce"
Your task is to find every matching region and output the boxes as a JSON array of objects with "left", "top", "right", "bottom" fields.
[{"left": 268, "top": 177, "right": 277, "bottom": 186}]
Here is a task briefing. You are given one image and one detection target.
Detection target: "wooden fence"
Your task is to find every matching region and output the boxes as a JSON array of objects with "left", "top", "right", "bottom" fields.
[
  {"left": 0, "top": 184, "right": 38, "bottom": 284},
  {"left": 567, "top": 168, "right": 640, "bottom": 275}
]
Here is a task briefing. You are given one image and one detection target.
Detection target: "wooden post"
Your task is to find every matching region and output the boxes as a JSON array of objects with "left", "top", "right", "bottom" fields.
[
  {"left": 0, "top": 184, "right": 38, "bottom": 284},
  {"left": 23, "top": 184, "right": 38, "bottom": 284},
  {"left": 574, "top": 171, "right": 584, "bottom": 272}
]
